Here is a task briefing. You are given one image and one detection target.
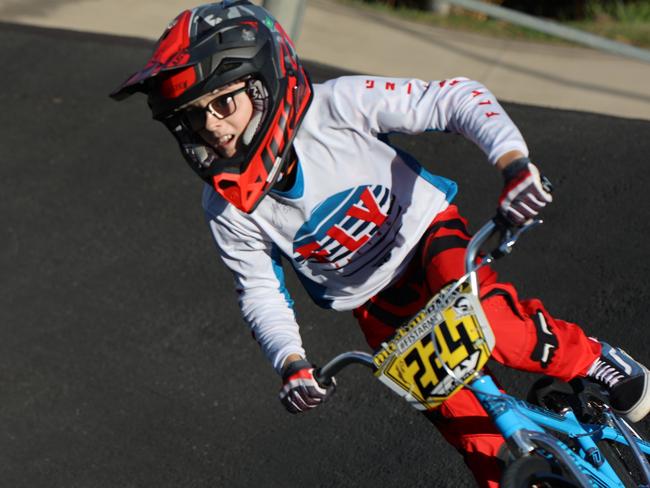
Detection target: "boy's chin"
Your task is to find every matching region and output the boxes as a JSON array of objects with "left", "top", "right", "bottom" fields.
[
  {"left": 215, "top": 142, "right": 243, "bottom": 159},
  {"left": 216, "top": 148, "right": 236, "bottom": 159},
  {"left": 206, "top": 143, "right": 231, "bottom": 158},
  {"left": 199, "top": 134, "right": 243, "bottom": 159}
]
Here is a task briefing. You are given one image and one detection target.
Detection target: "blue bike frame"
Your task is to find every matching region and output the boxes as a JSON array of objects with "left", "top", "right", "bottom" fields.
[
  {"left": 316, "top": 218, "right": 650, "bottom": 488},
  {"left": 470, "top": 372, "right": 650, "bottom": 487},
  {"left": 462, "top": 219, "right": 650, "bottom": 487}
]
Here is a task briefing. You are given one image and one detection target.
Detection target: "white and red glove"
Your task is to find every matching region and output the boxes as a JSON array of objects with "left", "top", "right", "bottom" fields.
[
  {"left": 279, "top": 359, "right": 336, "bottom": 414},
  {"left": 498, "top": 158, "right": 553, "bottom": 226}
]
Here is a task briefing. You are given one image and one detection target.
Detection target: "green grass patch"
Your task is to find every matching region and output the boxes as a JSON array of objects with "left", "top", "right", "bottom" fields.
[
  {"left": 567, "top": 19, "right": 650, "bottom": 47},
  {"left": 573, "top": 1, "right": 650, "bottom": 47},
  {"left": 584, "top": 0, "right": 650, "bottom": 23},
  {"left": 336, "top": 0, "right": 650, "bottom": 48}
]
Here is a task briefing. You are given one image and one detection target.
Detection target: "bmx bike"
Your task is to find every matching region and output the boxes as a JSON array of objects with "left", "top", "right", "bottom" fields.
[{"left": 315, "top": 217, "right": 650, "bottom": 487}]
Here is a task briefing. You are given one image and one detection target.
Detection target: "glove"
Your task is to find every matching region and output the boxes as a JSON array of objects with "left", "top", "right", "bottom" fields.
[
  {"left": 279, "top": 358, "right": 336, "bottom": 414},
  {"left": 498, "top": 157, "right": 553, "bottom": 226}
]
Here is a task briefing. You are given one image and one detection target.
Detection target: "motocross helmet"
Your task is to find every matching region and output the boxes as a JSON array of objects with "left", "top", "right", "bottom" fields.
[{"left": 110, "top": 0, "right": 313, "bottom": 213}]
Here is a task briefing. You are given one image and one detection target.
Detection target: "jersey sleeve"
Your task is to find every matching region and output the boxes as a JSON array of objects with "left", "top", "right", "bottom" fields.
[
  {"left": 202, "top": 185, "right": 305, "bottom": 374},
  {"left": 326, "top": 75, "right": 528, "bottom": 164}
]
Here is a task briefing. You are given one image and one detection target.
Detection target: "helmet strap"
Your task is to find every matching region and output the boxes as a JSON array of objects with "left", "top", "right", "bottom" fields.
[
  {"left": 241, "top": 79, "right": 268, "bottom": 146},
  {"left": 272, "top": 147, "right": 298, "bottom": 192}
]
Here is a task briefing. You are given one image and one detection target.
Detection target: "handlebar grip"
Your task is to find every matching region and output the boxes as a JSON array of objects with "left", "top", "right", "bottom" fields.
[
  {"left": 492, "top": 213, "right": 511, "bottom": 232},
  {"left": 313, "top": 367, "right": 333, "bottom": 387},
  {"left": 313, "top": 351, "right": 375, "bottom": 388}
]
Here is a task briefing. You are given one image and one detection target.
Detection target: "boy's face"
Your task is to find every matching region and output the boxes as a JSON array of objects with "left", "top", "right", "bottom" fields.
[{"left": 184, "top": 81, "right": 253, "bottom": 158}]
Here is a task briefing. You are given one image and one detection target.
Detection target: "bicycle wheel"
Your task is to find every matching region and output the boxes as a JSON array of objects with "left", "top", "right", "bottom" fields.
[
  {"left": 596, "top": 440, "right": 637, "bottom": 487},
  {"left": 500, "top": 454, "right": 579, "bottom": 488}
]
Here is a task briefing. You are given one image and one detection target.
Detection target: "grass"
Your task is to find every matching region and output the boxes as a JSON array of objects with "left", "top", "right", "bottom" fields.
[
  {"left": 567, "top": 19, "right": 650, "bottom": 47},
  {"left": 336, "top": 0, "right": 650, "bottom": 49},
  {"left": 585, "top": 0, "right": 650, "bottom": 23},
  {"left": 569, "top": 1, "right": 650, "bottom": 47}
]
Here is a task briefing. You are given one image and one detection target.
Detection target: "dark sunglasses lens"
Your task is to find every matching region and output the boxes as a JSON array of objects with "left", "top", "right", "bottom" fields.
[
  {"left": 183, "top": 108, "right": 206, "bottom": 131},
  {"left": 208, "top": 94, "right": 237, "bottom": 119}
]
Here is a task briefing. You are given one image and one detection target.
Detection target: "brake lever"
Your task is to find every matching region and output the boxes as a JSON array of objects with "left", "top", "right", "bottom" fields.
[
  {"left": 491, "top": 217, "right": 543, "bottom": 260},
  {"left": 500, "top": 219, "right": 543, "bottom": 254}
]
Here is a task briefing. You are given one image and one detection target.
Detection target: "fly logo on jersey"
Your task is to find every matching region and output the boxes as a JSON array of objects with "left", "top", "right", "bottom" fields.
[{"left": 292, "top": 185, "right": 403, "bottom": 273}]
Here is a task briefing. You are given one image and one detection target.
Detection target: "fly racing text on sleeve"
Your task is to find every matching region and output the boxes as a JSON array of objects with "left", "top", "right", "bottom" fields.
[{"left": 204, "top": 76, "right": 529, "bottom": 371}]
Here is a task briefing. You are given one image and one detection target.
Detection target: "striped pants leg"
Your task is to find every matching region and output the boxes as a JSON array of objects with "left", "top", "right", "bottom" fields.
[{"left": 353, "top": 204, "right": 601, "bottom": 487}]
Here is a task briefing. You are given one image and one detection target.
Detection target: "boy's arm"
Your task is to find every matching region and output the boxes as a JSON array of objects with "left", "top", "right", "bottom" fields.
[
  {"left": 496, "top": 150, "right": 526, "bottom": 170},
  {"left": 202, "top": 187, "right": 304, "bottom": 373},
  {"left": 282, "top": 353, "right": 304, "bottom": 367},
  {"left": 204, "top": 197, "right": 335, "bottom": 412},
  {"left": 205, "top": 213, "right": 304, "bottom": 373},
  {"left": 328, "top": 76, "right": 552, "bottom": 223},
  {"left": 328, "top": 75, "right": 528, "bottom": 164}
]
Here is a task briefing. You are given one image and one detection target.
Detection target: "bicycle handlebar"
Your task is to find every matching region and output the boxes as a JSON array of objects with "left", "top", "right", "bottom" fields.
[
  {"left": 465, "top": 216, "right": 542, "bottom": 275},
  {"left": 313, "top": 351, "right": 374, "bottom": 386}
]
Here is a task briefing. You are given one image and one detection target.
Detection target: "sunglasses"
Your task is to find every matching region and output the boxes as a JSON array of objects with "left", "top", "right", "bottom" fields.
[{"left": 182, "top": 86, "right": 249, "bottom": 131}]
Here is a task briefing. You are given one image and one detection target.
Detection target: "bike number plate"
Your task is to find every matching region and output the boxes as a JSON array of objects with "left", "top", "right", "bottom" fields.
[{"left": 372, "top": 282, "right": 495, "bottom": 411}]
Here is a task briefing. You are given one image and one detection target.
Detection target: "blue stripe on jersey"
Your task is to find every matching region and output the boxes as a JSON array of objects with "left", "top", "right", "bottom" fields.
[
  {"left": 270, "top": 160, "right": 304, "bottom": 199},
  {"left": 394, "top": 147, "right": 458, "bottom": 202},
  {"left": 271, "top": 245, "right": 294, "bottom": 309},
  {"left": 295, "top": 272, "right": 333, "bottom": 309},
  {"left": 376, "top": 134, "right": 457, "bottom": 202},
  {"left": 294, "top": 186, "right": 366, "bottom": 247}
]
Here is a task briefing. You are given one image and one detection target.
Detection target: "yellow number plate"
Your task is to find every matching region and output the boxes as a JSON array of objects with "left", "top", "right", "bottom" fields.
[{"left": 373, "top": 282, "right": 495, "bottom": 411}]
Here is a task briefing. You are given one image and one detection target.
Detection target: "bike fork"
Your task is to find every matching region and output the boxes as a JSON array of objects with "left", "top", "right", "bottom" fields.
[{"left": 468, "top": 373, "right": 596, "bottom": 487}]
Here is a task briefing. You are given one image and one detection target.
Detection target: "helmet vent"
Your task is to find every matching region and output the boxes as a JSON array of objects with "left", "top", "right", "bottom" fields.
[
  {"left": 214, "top": 61, "right": 242, "bottom": 76},
  {"left": 219, "top": 26, "right": 251, "bottom": 45},
  {"left": 196, "top": 18, "right": 216, "bottom": 39},
  {"left": 217, "top": 180, "right": 237, "bottom": 191}
]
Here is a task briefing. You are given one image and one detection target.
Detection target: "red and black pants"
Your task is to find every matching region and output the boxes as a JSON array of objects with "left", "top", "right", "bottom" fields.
[{"left": 353, "top": 205, "right": 601, "bottom": 488}]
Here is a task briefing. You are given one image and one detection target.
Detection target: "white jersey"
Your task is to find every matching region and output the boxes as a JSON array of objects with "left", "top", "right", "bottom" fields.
[{"left": 203, "top": 76, "right": 528, "bottom": 372}]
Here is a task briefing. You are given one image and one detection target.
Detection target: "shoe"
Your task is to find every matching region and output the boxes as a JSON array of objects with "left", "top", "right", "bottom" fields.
[{"left": 586, "top": 342, "right": 650, "bottom": 423}]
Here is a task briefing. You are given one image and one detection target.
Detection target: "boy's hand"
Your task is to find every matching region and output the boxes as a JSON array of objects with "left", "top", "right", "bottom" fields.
[
  {"left": 279, "top": 358, "right": 336, "bottom": 414},
  {"left": 498, "top": 157, "right": 553, "bottom": 226}
]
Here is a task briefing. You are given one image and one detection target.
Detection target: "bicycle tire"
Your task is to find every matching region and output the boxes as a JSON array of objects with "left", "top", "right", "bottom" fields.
[
  {"left": 596, "top": 439, "right": 638, "bottom": 487},
  {"left": 500, "top": 454, "right": 579, "bottom": 488}
]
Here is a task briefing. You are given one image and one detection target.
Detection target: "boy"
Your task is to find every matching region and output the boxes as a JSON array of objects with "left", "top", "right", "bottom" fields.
[{"left": 111, "top": 2, "right": 650, "bottom": 486}]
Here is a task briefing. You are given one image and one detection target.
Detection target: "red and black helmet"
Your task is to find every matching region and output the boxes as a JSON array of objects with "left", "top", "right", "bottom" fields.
[{"left": 110, "top": 0, "right": 312, "bottom": 213}]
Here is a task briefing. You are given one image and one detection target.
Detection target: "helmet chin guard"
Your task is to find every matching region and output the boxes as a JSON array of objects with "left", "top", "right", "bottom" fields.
[{"left": 111, "top": 1, "right": 312, "bottom": 213}]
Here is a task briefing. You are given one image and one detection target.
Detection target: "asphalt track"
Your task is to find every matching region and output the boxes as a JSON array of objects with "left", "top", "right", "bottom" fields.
[{"left": 2, "top": 22, "right": 650, "bottom": 488}]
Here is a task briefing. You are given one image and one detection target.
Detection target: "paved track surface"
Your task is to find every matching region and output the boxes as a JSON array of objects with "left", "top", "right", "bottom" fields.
[{"left": 2, "top": 23, "right": 650, "bottom": 488}]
